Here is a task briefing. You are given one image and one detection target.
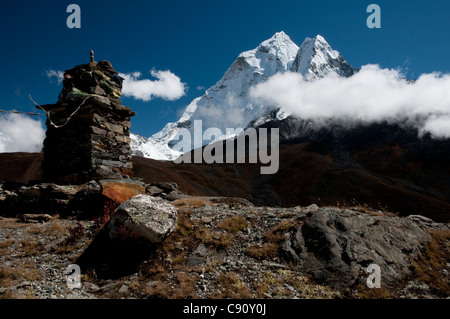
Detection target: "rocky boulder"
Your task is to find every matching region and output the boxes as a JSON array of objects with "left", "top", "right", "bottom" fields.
[
  {"left": 108, "top": 194, "right": 178, "bottom": 245},
  {"left": 284, "top": 207, "right": 432, "bottom": 288}
]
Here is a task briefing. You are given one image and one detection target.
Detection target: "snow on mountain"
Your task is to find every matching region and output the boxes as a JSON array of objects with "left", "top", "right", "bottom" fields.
[
  {"left": 129, "top": 133, "right": 177, "bottom": 160},
  {"left": 131, "top": 32, "right": 357, "bottom": 160},
  {"left": 290, "top": 35, "right": 358, "bottom": 79}
]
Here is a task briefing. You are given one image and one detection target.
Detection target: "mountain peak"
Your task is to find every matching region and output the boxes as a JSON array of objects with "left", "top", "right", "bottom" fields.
[
  {"left": 290, "top": 34, "right": 358, "bottom": 79},
  {"left": 236, "top": 31, "right": 299, "bottom": 76},
  {"left": 313, "top": 34, "right": 327, "bottom": 43},
  {"left": 258, "top": 31, "right": 296, "bottom": 51},
  {"left": 302, "top": 34, "right": 329, "bottom": 47},
  {"left": 266, "top": 31, "right": 290, "bottom": 41}
]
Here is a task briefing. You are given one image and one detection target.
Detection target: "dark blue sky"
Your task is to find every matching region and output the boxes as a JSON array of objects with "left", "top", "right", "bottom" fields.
[{"left": 1, "top": 0, "right": 449, "bottom": 137}]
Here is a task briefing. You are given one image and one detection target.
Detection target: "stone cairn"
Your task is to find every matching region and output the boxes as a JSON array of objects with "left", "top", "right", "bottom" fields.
[{"left": 38, "top": 52, "right": 135, "bottom": 184}]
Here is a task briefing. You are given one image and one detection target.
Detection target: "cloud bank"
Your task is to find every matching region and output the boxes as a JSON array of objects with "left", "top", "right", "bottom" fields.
[
  {"left": 250, "top": 65, "right": 450, "bottom": 138},
  {"left": 0, "top": 113, "right": 45, "bottom": 152},
  {"left": 120, "top": 70, "right": 186, "bottom": 102}
]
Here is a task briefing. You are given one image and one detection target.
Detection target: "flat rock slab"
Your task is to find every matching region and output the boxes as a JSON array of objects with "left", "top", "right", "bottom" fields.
[
  {"left": 108, "top": 194, "right": 178, "bottom": 245},
  {"left": 287, "top": 207, "right": 432, "bottom": 288},
  {"left": 19, "top": 214, "right": 53, "bottom": 223}
]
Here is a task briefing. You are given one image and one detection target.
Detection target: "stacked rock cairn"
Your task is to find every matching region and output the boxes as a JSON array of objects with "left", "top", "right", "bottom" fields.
[{"left": 38, "top": 51, "right": 136, "bottom": 184}]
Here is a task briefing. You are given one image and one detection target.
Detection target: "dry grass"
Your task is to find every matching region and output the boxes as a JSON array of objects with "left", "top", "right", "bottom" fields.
[
  {"left": 160, "top": 211, "right": 194, "bottom": 251},
  {"left": 0, "top": 260, "right": 41, "bottom": 288},
  {"left": 195, "top": 228, "right": 232, "bottom": 250},
  {"left": 1, "top": 290, "right": 22, "bottom": 299},
  {"left": 140, "top": 262, "right": 167, "bottom": 279},
  {"left": 260, "top": 269, "right": 339, "bottom": 299},
  {"left": 271, "top": 219, "right": 299, "bottom": 233},
  {"left": 0, "top": 239, "right": 15, "bottom": 250},
  {"left": 255, "top": 281, "right": 270, "bottom": 298},
  {"left": 354, "top": 284, "right": 394, "bottom": 299},
  {"left": 412, "top": 229, "right": 450, "bottom": 296},
  {"left": 0, "top": 218, "right": 28, "bottom": 230},
  {"left": 143, "top": 280, "right": 172, "bottom": 298},
  {"left": 348, "top": 201, "right": 398, "bottom": 218},
  {"left": 246, "top": 243, "right": 279, "bottom": 260},
  {"left": 211, "top": 272, "right": 253, "bottom": 299},
  {"left": 39, "top": 220, "right": 70, "bottom": 238},
  {"left": 144, "top": 272, "right": 198, "bottom": 299},
  {"left": 217, "top": 216, "right": 248, "bottom": 233},
  {"left": 16, "top": 239, "right": 41, "bottom": 256},
  {"left": 142, "top": 209, "right": 236, "bottom": 290},
  {"left": 142, "top": 211, "right": 198, "bottom": 279},
  {"left": 246, "top": 219, "right": 298, "bottom": 260}
]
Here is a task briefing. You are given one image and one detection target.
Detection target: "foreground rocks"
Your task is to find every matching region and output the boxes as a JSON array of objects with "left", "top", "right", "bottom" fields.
[
  {"left": 0, "top": 180, "right": 185, "bottom": 218},
  {"left": 283, "top": 206, "right": 433, "bottom": 288},
  {"left": 109, "top": 194, "right": 178, "bottom": 245},
  {"left": 0, "top": 197, "right": 449, "bottom": 299}
]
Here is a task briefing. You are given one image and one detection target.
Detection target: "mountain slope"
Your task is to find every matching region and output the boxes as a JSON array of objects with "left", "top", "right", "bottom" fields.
[{"left": 2, "top": 135, "right": 450, "bottom": 223}]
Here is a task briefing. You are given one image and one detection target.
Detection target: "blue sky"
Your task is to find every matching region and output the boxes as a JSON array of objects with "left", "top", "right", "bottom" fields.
[{"left": 1, "top": 0, "right": 449, "bottom": 137}]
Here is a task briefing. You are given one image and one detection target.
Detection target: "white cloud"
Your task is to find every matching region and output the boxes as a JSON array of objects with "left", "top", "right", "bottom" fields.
[
  {"left": 120, "top": 69, "right": 186, "bottom": 102},
  {"left": 196, "top": 93, "right": 246, "bottom": 126},
  {"left": 419, "top": 115, "right": 450, "bottom": 139},
  {"left": 46, "top": 69, "right": 64, "bottom": 84},
  {"left": 250, "top": 65, "right": 450, "bottom": 138},
  {"left": 0, "top": 113, "right": 45, "bottom": 153}
]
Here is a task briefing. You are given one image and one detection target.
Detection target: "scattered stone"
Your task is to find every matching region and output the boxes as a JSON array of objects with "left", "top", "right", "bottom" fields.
[
  {"left": 149, "top": 182, "right": 179, "bottom": 193},
  {"left": 17, "top": 281, "right": 32, "bottom": 289},
  {"left": 163, "top": 190, "right": 186, "bottom": 201},
  {"left": 304, "top": 204, "right": 319, "bottom": 213},
  {"left": 284, "top": 284, "right": 295, "bottom": 292},
  {"left": 0, "top": 197, "right": 448, "bottom": 299},
  {"left": 187, "top": 255, "right": 205, "bottom": 267},
  {"left": 19, "top": 214, "right": 53, "bottom": 223},
  {"left": 407, "top": 215, "right": 435, "bottom": 224},
  {"left": 145, "top": 281, "right": 160, "bottom": 288},
  {"left": 98, "top": 282, "right": 121, "bottom": 293},
  {"left": 406, "top": 281, "right": 430, "bottom": 293},
  {"left": 145, "top": 185, "right": 164, "bottom": 196},
  {"left": 118, "top": 284, "right": 129, "bottom": 294},
  {"left": 201, "top": 216, "right": 213, "bottom": 224},
  {"left": 85, "top": 283, "right": 99, "bottom": 292}
]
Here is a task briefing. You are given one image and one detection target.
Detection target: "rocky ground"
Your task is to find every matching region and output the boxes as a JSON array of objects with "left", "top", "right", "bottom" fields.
[{"left": 1, "top": 195, "right": 449, "bottom": 299}]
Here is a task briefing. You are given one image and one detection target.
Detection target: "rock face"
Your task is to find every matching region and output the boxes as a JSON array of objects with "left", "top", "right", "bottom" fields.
[
  {"left": 284, "top": 206, "right": 432, "bottom": 288},
  {"left": 108, "top": 194, "right": 178, "bottom": 245},
  {"left": 39, "top": 59, "right": 135, "bottom": 184}
]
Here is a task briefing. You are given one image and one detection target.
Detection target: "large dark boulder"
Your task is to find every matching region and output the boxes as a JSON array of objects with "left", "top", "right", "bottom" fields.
[{"left": 284, "top": 206, "right": 433, "bottom": 288}]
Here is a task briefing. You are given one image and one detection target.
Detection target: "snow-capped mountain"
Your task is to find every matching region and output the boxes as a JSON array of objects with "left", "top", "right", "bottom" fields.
[{"left": 131, "top": 32, "right": 358, "bottom": 160}]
